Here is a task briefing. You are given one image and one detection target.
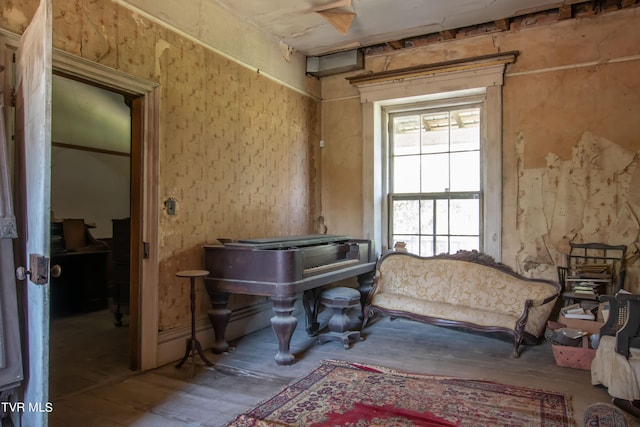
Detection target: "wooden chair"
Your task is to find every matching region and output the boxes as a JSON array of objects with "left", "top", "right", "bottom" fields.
[
  {"left": 591, "top": 293, "right": 640, "bottom": 418},
  {"left": 600, "top": 293, "right": 640, "bottom": 358},
  {"left": 557, "top": 242, "right": 627, "bottom": 306}
]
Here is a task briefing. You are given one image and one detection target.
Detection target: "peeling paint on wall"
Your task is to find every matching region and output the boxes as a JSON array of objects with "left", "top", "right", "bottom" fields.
[{"left": 517, "top": 131, "right": 640, "bottom": 293}]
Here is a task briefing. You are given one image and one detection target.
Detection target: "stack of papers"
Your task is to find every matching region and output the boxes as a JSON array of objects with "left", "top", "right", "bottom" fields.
[
  {"left": 558, "top": 327, "right": 588, "bottom": 339},
  {"left": 561, "top": 304, "right": 595, "bottom": 320}
]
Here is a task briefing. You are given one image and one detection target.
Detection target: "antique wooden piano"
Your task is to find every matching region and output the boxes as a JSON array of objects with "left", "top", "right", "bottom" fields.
[{"left": 203, "top": 234, "right": 375, "bottom": 365}]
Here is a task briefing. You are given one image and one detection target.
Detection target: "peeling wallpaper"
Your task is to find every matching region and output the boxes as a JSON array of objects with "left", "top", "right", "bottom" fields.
[
  {"left": 321, "top": 7, "right": 640, "bottom": 293},
  {"left": 517, "top": 131, "right": 640, "bottom": 293}
]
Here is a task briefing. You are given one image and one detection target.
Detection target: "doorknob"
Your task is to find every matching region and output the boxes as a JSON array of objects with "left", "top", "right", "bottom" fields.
[
  {"left": 15, "top": 254, "right": 59, "bottom": 284},
  {"left": 51, "top": 264, "right": 62, "bottom": 278}
]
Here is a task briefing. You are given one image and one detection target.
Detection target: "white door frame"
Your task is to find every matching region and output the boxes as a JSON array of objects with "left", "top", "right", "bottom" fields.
[{"left": 53, "top": 49, "right": 161, "bottom": 370}]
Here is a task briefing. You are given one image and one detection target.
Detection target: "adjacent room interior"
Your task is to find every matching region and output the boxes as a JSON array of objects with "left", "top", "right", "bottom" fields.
[{"left": 49, "top": 74, "right": 133, "bottom": 399}]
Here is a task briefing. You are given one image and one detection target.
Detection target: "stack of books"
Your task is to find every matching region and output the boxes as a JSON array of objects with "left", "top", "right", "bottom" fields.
[
  {"left": 572, "top": 282, "right": 600, "bottom": 296},
  {"left": 566, "top": 263, "right": 612, "bottom": 297}
]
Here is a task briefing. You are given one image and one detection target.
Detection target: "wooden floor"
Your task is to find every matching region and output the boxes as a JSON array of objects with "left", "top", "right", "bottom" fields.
[{"left": 48, "top": 309, "right": 639, "bottom": 427}]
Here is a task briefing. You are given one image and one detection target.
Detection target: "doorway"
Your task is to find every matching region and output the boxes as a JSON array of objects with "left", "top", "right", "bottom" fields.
[
  {"left": 48, "top": 73, "right": 132, "bottom": 399},
  {"left": 51, "top": 50, "right": 161, "bottom": 372}
]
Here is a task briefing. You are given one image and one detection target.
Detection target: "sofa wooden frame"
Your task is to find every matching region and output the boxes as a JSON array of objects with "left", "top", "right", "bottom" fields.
[{"left": 363, "top": 250, "right": 561, "bottom": 357}]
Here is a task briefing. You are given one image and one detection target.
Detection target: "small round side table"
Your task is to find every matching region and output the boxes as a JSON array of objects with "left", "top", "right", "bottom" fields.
[{"left": 175, "top": 269, "right": 214, "bottom": 369}]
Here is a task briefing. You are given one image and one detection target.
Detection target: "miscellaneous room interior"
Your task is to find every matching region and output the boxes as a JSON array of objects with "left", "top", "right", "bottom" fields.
[{"left": 1, "top": 0, "right": 640, "bottom": 426}]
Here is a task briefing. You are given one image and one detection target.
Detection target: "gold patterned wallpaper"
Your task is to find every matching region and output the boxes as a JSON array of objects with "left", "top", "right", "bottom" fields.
[{"left": 1, "top": 0, "right": 320, "bottom": 331}]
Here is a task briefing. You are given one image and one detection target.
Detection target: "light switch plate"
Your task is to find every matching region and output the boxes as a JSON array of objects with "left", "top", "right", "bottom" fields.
[{"left": 165, "top": 198, "right": 177, "bottom": 215}]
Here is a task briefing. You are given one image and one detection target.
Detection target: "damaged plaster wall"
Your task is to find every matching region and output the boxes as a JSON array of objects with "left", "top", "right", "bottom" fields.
[
  {"left": 320, "top": 6, "right": 640, "bottom": 275},
  {"left": 517, "top": 131, "right": 640, "bottom": 293}
]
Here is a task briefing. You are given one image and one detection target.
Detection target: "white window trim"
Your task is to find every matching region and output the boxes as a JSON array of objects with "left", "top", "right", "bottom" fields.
[{"left": 351, "top": 58, "right": 511, "bottom": 261}]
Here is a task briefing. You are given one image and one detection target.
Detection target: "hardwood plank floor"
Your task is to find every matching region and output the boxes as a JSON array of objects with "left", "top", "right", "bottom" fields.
[
  {"left": 49, "top": 310, "right": 130, "bottom": 400},
  {"left": 48, "top": 310, "right": 639, "bottom": 427}
]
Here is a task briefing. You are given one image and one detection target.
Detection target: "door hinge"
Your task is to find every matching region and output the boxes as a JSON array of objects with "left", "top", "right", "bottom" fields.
[{"left": 143, "top": 241, "right": 150, "bottom": 259}]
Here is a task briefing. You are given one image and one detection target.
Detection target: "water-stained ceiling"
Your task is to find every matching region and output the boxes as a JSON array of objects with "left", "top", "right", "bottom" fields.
[{"left": 208, "top": 0, "right": 572, "bottom": 56}]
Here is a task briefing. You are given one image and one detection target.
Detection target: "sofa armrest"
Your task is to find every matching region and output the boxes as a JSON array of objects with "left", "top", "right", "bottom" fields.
[
  {"left": 366, "top": 271, "right": 382, "bottom": 301},
  {"left": 530, "top": 293, "right": 559, "bottom": 307}
]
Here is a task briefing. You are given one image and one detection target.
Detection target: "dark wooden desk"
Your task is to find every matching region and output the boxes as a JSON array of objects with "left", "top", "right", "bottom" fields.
[
  {"left": 204, "top": 261, "right": 376, "bottom": 365},
  {"left": 50, "top": 250, "right": 110, "bottom": 317}
]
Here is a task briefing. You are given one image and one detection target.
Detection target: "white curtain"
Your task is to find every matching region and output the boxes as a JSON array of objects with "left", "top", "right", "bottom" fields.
[{"left": 592, "top": 335, "right": 640, "bottom": 400}]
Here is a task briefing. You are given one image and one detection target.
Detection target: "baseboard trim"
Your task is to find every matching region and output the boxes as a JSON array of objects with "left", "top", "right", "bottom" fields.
[{"left": 156, "top": 301, "right": 273, "bottom": 367}]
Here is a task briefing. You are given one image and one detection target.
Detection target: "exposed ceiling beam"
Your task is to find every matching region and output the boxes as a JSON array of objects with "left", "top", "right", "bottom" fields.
[
  {"left": 494, "top": 18, "right": 510, "bottom": 31},
  {"left": 558, "top": 4, "right": 573, "bottom": 18},
  {"left": 440, "top": 30, "right": 457, "bottom": 40},
  {"left": 386, "top": 40, "right": 404, "bottom": 50}
]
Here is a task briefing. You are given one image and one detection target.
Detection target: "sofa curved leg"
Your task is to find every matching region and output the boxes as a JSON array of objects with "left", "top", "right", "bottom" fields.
[
  {"left": 512, "top": 335, "right": 522, "bottom": 358},
  {"left": 512, "top": 300, "right": 531, "bottom": 358},
  {"left": 362, "top": 305, "right": 372, "bottom": 328}
]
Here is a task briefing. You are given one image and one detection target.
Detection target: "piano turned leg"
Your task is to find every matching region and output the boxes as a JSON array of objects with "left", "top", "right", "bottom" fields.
[
  {"left": 270, "top": 296, "right": 298, "bottom": 365},
  {"left": 204, "top": 289, "right": 232, "bottom": 354}
]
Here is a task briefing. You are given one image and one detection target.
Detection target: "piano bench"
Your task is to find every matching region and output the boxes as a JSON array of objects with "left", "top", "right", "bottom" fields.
[{"left": 317, "top": 287, "right": 362, "bottom": 349}]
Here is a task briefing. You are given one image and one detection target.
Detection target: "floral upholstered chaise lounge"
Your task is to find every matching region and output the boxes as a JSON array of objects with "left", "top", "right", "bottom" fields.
[{"left": 363, "top": 250, "right": 561, "bottom": 357}]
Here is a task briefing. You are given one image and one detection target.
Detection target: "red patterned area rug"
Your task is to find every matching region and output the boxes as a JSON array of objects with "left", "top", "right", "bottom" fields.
[{"left": 225, "top": 359, "right": 574, "bottom": 427}]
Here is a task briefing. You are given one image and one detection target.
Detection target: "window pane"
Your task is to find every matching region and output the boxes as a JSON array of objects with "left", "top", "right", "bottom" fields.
[
  {"left": 420, "top": 236, "right": 434, "bottom": 257},
  {"left": 421, "top": 112, "right": 450, "bottom": 154},
  {"left": 393, "top": 235, "right": 419, "bottom": 255},
  {"left": 421, "top": 153, "right": 449, "bottom": 192},
  {"left": 435, "top": 236, "right": 449, "bottom": 255},
  {"left": 450, "top": 108, "right": 480, "bottom": 152},
  {"left": 393, "top": 115, "right": 421, "bottom": 155},
  {"left": 421, "top": 128, "right": 449, "bottom": 154},
  {"left": 393, "top": 156, "right": 420, "bottom": 193},
  {"left": 450, "top": 236, "right": 479, "bottom": 253},
  {"left": 392, "top": 200, "right": 419, "bottom": 234},
  {"left": 419, "top": 199, "right": 434, "bottom": 235},
  {"left": 450, "top": 199, "right": 479, "bottom": 235},
  {"left": 450, "top": 151, "right": 479, "bottom": 191},
  {"left": 435, "top": 199, "right": 448, "bottom": 235}
]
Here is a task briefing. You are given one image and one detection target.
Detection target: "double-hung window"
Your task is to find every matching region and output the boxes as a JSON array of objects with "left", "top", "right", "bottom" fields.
[{"left": 388, "top": 104, "right": 482, "bottom": 256}]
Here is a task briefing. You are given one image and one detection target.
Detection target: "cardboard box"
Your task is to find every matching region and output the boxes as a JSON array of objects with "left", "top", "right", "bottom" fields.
[{"left": 558, "top": 314, "right": 603, "bottom": 335}]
